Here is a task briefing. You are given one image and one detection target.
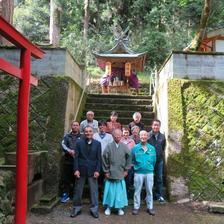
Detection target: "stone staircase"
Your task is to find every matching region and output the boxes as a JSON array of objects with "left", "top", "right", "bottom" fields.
[
  {"left": 80, "top": 94, "right": 167, "bottom": 200},
  {"left": 82, "top": 94, "right": 154, "bottom": 129}
]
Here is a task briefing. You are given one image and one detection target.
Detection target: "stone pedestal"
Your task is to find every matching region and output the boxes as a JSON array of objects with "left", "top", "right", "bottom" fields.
[
  {"left": 1, "top": 150, "right": 47, "bottom": 210},
  {"left": 4, "top": 150, "right": 47, "bottom": 184}
]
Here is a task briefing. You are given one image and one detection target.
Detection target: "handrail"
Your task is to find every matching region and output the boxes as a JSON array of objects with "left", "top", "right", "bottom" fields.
[
  {"left": 74, "top": 69, "right": 90, "bottom": 121},
  {"left": 151, "top": 68, "right": 162, "bottom": 121}
]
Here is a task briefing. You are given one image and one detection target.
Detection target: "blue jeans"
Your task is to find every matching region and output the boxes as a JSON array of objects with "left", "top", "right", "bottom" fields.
[
  {"left": 154, "top": 160, "right": 164, "bottom": 199},
  {"left": 133, "top": 173, "right": 154, "bottom": 210}
]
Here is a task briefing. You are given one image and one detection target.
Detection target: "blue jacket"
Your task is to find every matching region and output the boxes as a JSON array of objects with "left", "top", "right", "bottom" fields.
[
  {"left": 74, "top": 138, "right": 102, "bottom": 177},
  {"left": 132, "top": 143, "right": 156, "bottom": 174}
]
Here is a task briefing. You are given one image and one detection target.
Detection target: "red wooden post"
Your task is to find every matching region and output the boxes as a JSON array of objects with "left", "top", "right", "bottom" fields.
[
  {"left": 15, "top": 49, "right": 31, "bottom": 224},
  {"left": 0, "top": 16, "right": 44, "bottom": 223}
]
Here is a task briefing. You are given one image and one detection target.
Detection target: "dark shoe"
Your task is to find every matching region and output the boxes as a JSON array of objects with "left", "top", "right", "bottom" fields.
[
  {"left": 90, "top": 211, "right": 99, "bottom": 218},
  {"left": 132, "top": 209, "right": 139, "bottom": 215},
  {"left": 70, "top": 209, "right": 81, "bottom": 218},
  {"left": 147, "top": 209, "right": 155, "bottom": 216}
]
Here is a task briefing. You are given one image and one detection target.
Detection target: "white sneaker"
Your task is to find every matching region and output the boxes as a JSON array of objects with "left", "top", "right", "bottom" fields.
[
  {"left": 105, "top": 207, "right": 111, "bottom": 216},
  {"left": 118, "top": 209, "right": 124, "bottom": 216}
]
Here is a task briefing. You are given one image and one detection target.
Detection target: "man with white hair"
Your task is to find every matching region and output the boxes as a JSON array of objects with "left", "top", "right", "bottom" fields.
[
  {"left": 80, "top": 111, "right": 98, "bottom": 133},
  {"left": 128, "top": 112, "right": 144, "bottom": 132},
  {"left": 132, "top": 130, "right": 156, "bottom": 216},
  {"left": 102, "top": 129, "right": 132, "bottom": 216}
]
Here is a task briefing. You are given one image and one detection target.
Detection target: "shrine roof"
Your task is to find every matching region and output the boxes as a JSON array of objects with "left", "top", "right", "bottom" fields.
[
  {"left": 93, "top": 38, "right": 147, "bottom": 58},
  {"left": 93, "top": 52, "right": 146, "bottom": 58}
]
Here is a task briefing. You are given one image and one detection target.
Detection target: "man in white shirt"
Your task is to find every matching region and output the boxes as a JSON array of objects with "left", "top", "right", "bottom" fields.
[
  {"left": 93, "top": 120, "right": 113, "bottom": 197},
  {"left": 80, "top": 111, "right": 98, "bottom": 133},
  {"left": 93, "top": 121, "right": 113, "bottom": 154}
]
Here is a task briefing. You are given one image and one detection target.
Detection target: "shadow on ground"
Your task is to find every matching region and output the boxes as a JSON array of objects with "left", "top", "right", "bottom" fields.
[{"left": 27, "top": 201, "right": 224, "bottom": 224}]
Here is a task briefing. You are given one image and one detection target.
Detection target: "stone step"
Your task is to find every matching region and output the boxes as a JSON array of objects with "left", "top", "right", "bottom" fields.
[
  {"left": 85, "top": 116, "right": 154, "bottom": 126},
  {"left": 31, "top": 194, "right": 60, "bottom": 214},
  {"left": 82, "top": 93, "right": 154, "bottom": 128},
  {"left": 85, "top": 103, "right": 153, "bottom": 112},
  {"left": 208, "top": 202, "right": 224, "bottom": 214},
  {"left": 83, "top": 109, "right": 154, "bottom": 118},
  {"left": 86, "top": 97, "right": 152, "bottom": 105},
  {"left": 88, "top": 94, "right": 152, "bottom": 99}
]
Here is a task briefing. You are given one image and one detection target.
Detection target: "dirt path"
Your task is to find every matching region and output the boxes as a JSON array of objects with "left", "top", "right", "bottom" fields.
[{"left": 27, "top": 202, "right": 224, "bottom": 224}]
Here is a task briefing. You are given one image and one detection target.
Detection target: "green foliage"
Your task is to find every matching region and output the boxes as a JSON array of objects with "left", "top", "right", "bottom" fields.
[
  {"left": 14, "top": 0, "right": 49, "bottom": 42},
  {"left": 13, "top": 1, "right": 224, "bottom": 67}
]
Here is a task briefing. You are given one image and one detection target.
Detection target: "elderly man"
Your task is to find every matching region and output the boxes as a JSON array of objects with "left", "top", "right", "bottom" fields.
[
  {"left": 102, "top": 129, "right": 132, "bottom": 216},
  {"left": 132, "top": 130, "right": 156, "bottom": 216},
  {"left": 71, "top": 126, "right": 101, "bottom": 219},
  {"left": 60, "top": 121, "right": 82, "bottom": 203},
  {"left": 80, "top": 111, "right": 98, "bottom": 133},
  {"left": 128, "top": 112, "right": 144, "bottom": 132}
]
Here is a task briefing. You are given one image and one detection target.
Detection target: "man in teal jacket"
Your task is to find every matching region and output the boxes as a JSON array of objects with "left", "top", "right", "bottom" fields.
[{"left": 132, "top": 130, "right": 156, "bottom": 216}]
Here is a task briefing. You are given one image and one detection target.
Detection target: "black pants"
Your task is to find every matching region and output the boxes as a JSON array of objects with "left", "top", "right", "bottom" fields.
[
  {"left": 61, "top": 162, "right": 75, "bottom": 196},
  {"left": 73, "top": 176, "right": 99, "bottom": 213}
]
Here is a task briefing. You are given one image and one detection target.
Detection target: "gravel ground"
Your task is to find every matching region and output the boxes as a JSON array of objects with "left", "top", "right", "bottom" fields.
[{"left": 27, "top": 201, "right": 224, "bottom": 224}]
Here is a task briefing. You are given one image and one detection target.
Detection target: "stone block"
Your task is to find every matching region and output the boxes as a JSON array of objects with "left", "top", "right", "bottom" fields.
[
  {"left": 4, "top": 150, "right": 47, "bottom": 184},
  {"left": 27, "top": 179, "right": 44, "bottom": 210},
  {"left": 31, "top": 194, "right": 60, "bottom": 214},
  {"left": 208, "top": 202, "right": 224, "bottom": 214},
  {"left": 169, "top": 176, "right": 189, "bottom": 201}
]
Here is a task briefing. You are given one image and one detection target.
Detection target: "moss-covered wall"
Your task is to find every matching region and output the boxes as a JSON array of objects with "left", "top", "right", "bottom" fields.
[
  {"left": 0, "top": 170, "right": 14, "bottom": 224},
  {"left": 0, "top": 75, "right": 18, "bottom": 157},
  {"left": 167, "top": 79, "right": 224, "bottom": 201},
  {"left": 0, "top": 73, "right": 85, "bottom": 218}
]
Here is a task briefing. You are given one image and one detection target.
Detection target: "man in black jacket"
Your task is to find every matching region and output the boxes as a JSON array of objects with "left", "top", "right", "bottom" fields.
[
  {"left": 148, "top": 119, "right": 166, "bottom": 204},
  {"left": 71, "top": 125, "right": 101, "bottom": 219},
  {"left": 61, "top": 121, "right": 82, "bottom": 203}
]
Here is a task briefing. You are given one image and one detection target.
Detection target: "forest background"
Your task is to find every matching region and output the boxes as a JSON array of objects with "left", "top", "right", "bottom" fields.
[{"left": 1, "top": 0, "right": 224, "bottom": 72}]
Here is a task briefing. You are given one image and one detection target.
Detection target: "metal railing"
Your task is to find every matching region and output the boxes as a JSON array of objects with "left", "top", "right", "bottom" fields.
[{"left": 74, "top": 69, "right": 90, "bottom": 121}]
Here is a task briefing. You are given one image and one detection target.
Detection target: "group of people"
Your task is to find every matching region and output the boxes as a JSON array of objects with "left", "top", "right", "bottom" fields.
[{"left": 60, "top": 110, "right": 166, "bottom": 219}]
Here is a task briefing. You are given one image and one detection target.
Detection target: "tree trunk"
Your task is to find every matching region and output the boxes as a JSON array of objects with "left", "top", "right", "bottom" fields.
[
  {"left": 96, "top": 0, "right": 100, "bottom": 33},
  {"left": 184, "top": 0, "right": 211, "bottom": 51},
  {"left": 49, "top": 0, "right": 61, "bottom": 47},
  {"left": 83, "top": 0, "right": 90, "bottom": 41},
  {"left": 0, "top": 0, "right": 14, "bottom": 45}
]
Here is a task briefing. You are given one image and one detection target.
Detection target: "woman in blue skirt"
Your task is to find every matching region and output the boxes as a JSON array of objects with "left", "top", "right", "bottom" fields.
[{"left": 102, "top": 129, "right": 132, "bottom": 216}]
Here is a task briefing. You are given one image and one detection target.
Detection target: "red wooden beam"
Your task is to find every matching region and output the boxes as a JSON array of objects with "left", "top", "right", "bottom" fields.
[
  {"left": 30, "top": 75, "right": 38, "bottom": 86},
  {"left": 0, "top": 16, "right": 44, "bottom": 59},
  {"left": 0, "top": 57, "right": 38, "bottom": 86},
  {"left": 0, "top": 57, "right": 22, "bottom": 78}
]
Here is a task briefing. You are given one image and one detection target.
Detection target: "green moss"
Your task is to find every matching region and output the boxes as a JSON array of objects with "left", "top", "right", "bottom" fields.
[
  {"left": 167, "top": 79, "right": 224, "bottom": 201},
  {"left": 168, "top": 79, "right": 186, "bottom": 131}
]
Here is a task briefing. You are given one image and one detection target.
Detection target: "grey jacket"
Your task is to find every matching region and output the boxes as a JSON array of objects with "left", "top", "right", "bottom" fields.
[{"left": 102, "top": 141, "right": 132, "bottom": 180}]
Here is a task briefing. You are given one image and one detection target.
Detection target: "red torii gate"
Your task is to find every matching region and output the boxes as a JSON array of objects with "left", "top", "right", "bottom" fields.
[{"left": 0, "top": 16, "right": 44, "bottom": 223}]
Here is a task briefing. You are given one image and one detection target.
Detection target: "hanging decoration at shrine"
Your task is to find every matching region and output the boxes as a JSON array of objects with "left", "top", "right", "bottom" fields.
[
  {"left": 105, "top": 62, "right": 112, "bottom": 75},
  {"left": 125, "top": 62, "right": 131, "bottom": 77}
]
